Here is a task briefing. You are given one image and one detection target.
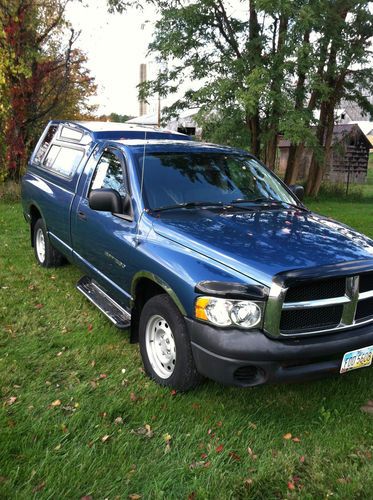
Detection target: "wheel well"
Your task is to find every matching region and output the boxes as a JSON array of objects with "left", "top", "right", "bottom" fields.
[
  {"left": 130, "top": 278, "right": 167, "bottom": 343},
  {"left": 30, "top": 205, "right": 42, "bottom": 247}
]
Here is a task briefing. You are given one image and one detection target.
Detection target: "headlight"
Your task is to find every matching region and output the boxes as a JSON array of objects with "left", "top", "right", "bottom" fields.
[{"left": 195, "top": 296, "right": 263, "bottom": 329}]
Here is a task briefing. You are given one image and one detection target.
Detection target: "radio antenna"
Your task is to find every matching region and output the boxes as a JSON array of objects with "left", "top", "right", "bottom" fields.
[{"left": 135, "top": 131, "right": 147, "bottom": 246}]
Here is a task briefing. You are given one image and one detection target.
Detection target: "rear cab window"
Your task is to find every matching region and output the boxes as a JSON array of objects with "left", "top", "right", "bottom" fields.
[{"left": 43, "top": 145, "right": 84, "bottom": 177}]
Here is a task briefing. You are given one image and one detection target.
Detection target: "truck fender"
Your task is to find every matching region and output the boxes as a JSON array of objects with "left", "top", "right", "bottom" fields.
[{"left": 129, "top": 271, "right": 187, "bottom": 343}]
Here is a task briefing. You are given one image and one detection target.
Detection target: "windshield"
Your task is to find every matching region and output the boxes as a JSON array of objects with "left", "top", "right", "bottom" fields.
[{"left": 135, "top": 152, "right": 298, "bottom": 210}]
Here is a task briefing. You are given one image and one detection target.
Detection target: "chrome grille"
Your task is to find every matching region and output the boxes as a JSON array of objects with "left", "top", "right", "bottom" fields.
[{"left": 264, "top": 271, "right": 373, "bottom": 337}]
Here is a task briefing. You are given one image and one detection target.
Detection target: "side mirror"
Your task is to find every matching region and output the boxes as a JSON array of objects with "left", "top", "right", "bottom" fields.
[
  {"left": 289, "top": 184, "right": 304, "bottom": 202},
  {"left": 89, "top": 189, "right": 123, "bottom": 213}
]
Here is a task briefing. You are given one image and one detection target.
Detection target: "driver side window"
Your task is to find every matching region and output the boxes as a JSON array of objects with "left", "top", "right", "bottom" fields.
[{"left": 91, "top": 149, "right": 127, "bottom": 196}]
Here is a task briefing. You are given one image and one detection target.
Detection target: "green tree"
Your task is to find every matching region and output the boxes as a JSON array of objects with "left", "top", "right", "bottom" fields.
[{"left": 110, "top": 0, "right": 373, "bottom": 196}]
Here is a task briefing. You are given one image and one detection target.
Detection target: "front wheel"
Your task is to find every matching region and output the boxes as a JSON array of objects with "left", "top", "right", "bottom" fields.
[{"left": 139, "top": 294, "right": 203, "bottom": 391}]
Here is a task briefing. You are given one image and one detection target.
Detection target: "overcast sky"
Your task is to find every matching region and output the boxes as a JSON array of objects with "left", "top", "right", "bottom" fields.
[{"left": 65, "top": 0, "right": 158, "bottom": 117}]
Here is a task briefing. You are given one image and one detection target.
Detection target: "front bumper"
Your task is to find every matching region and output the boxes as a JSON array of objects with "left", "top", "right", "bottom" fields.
[{"left": 186, "top": 318, "right": 373, "bottom": 387}]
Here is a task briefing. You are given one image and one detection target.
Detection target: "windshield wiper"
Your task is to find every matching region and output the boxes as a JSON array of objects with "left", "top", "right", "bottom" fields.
[
  {"left": 229, "top": 198, "right": 309, "bottom": 212},
  {"left": 152, "top": 201, "right": 225, "bottom": 212}
]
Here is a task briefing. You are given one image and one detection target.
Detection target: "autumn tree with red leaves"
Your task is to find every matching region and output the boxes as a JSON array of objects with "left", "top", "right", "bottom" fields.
[{"left": 0, "top": 0, "right": 97, "bottom": 181}]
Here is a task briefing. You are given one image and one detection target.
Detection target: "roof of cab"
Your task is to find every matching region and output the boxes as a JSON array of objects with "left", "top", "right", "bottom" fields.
[
  {"left": 112, "top": 138, "right": 245, "bottom": 156},
  {"left": 51, "top": 120, "right": 192, "bottom": 142}
]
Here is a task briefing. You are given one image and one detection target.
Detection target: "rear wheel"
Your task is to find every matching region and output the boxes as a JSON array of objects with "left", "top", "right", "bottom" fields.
[
  {"left": 139, "top": 294, "right": 203, "bottom": 391},
  {"left": 33, "top": 219, "right": 65, "bottom": 268}
]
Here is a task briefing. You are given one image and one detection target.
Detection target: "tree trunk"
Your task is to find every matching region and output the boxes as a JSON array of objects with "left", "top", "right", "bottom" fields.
[
  {"left": 247, "top": 0, "right": 262, "bottom": 157},
  {"left": 247, "top": 114, "right": 261, "bottom": 157},
  {"left": 265, "top": 131, "right": 278, "bottom": 170},
  {"left": 283, "top": 30, "right": 310, "bottom": 184},
  {"left": 264, "top": 13, "right": 288, "bottom": 169},
  {"left": 284, "top": 144, "right": 300, "bottom": 186}
]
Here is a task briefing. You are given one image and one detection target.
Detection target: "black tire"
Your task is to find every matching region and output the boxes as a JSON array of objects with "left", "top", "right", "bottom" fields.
[
  {"left": 33, "top": 219, "right": 65, "bottom": 268},
  {"left": 139, "top": 294, "right": 203, "bottom": 391}
]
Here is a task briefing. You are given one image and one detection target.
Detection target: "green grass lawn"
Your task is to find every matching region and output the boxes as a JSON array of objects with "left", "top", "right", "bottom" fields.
[{"left": 1, "top": 180, "right": 373, "bottom": 498}]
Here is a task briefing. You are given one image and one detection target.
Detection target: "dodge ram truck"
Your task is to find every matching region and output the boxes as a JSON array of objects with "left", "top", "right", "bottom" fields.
[{"left": 21, "top": 120, "right": 373, "bottom": 391}]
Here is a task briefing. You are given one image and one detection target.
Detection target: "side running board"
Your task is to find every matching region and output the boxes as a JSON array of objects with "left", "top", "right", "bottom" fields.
[{"left": 76, "top": 276, "right": 131, "bottom": 329}]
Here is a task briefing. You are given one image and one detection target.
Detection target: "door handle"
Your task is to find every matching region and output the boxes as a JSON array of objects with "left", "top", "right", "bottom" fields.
[{"left": 78, "top": 211, "right": 87, "bottom": 221}]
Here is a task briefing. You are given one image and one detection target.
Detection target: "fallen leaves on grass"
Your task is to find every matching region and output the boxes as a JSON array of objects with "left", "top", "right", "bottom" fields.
[
  {"left": 34, "top": 303, "right": 44, "bottom": 309},
  {"left": 243, "top": 478, "right": 253, "bottom": 488},
  {"left": 114, "top": 416, "right": 124, "bottom": 425},
  {"left": 131, "top": 424, "right": 154, "bottom": 438},
  {"left": 170, "top": 389, "right": 177, "bottom": 396},
  {"left": 228, "top": 451, "right": 240, "bottom": 461},
  {"left": 288, "top": 476, "right": 302, "bottom": 491},
  {"left": 80, "top": 496, "right": 93, "bottom": 500},
  {"left": 189, "top": 461, "right": 210, "bottom": 470},
  {"left": 6, "top": 396, "right": 17, "bottom": 406},
  {"left": 50, "top": 399, "right": 61, "bottom": 408},
  {"left": 361, "top": 400, "right": 373, "bottom": 415},
  {"left": 101, "top": 434, "right": 110, "bottom": 443},
  {"left": 287, "top": 481, "right": 295, "bottom": 491},
  {"left": 337, "top": 477, "right": 351, "bottom": 484},
  {"left": 128, "top": 494, "right": 141, "bottom": 500},
  {"left": 130, "top": 392, "right": 137, "bottom": 402},
  {"left": 247, "top": 447, "right": 257, "bottom": 460},
  {"left": 32, "top": 482, "right": 46, "bottom": 493},
  {"left": 283, "top": 432, "right": 301, "bottom": 442},
  {"left": 215, "top": 444, "right": 224, "bottom": 453},
  {"left": 164, "top": 433, "right": 172, "bottom": 453},
  {"left": 61, "top": 404, "right": 77, "bottom": 413},
  {"left": 87, "top": 324, "right": 93, "bottom": 332}
]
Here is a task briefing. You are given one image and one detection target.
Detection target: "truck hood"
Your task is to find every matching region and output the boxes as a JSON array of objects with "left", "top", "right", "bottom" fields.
[{"left": 152, "top": 208, "right": 373, "bottom": 286}]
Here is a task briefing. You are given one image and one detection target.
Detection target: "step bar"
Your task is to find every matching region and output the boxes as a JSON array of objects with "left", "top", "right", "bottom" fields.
[{"left": 76, "top": 276, "right": 131, "bottom": 329}]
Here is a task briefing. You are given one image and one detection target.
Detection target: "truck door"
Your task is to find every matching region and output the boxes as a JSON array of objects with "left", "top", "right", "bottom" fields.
[{"left": 71, "top": 146, "right": 137, "bottom": 308}]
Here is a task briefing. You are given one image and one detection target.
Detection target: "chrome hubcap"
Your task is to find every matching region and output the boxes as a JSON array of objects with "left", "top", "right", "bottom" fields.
[
  {"left": 145, "top": 314, "right": 176, "bottom": 379},
  {"left": 36, "top": 228, "right": 46, "bottom": 263}
]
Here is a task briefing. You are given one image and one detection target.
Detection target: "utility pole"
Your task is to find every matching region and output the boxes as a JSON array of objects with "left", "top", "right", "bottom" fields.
[{"left": 157, "top": 94, "right": 161, "bottom": 127}]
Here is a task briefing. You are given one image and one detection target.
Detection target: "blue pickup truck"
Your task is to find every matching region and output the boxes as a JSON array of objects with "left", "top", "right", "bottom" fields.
[{"left": 21, "top": 120, "right": 373, "bottom": 390}]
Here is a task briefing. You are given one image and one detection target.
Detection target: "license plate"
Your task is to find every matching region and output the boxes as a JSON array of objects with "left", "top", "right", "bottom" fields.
[{"left": 340, "top": 345, "right": 373, "bottom": 374}]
